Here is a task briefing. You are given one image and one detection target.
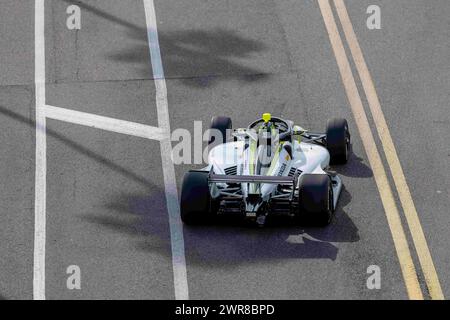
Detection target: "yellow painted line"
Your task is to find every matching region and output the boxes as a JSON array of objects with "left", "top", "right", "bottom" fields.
[
  {"left": 317, "top": 0, "right": 423, "bottom": 299},
  {"left": 333, "top": 0, "right": 444, "bottom": 300}
]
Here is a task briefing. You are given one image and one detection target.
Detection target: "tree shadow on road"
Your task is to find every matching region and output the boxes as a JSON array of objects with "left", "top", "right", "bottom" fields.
[
  {"left": 109, "top": 28, "right": 270, "bottom": 88},
  {"left": 64, "top": 0, "right": 270, "bottom": 88}
]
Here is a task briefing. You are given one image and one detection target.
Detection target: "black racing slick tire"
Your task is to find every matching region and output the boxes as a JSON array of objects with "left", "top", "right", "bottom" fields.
[
  {"left": 180, "top": 171, "right": 213, "bottom": 225},
  {"left": 326, "top": 118, "right": 350, "bottom": 165},
  {"left": 208, "top": 116, "right": 232, "bottom": 145},
  {"left": 298, "top": 174, "right": 334, "bottom": 226}
]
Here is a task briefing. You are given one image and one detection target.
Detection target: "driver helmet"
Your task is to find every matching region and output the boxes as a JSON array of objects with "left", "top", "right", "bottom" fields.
[
  {"left": 258, "top": 113, "right": 277, "bottom": 138},
  {"left": 257, "top": 113, "right": 279, "bottom": 155}
]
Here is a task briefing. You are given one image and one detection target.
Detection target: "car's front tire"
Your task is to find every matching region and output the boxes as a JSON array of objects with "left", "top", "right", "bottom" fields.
[
  {"left": 326, "top": 118, "right": 350, "bottom": 165},
  {"left": 180, "top": 171, "right": 214, "bottom": 225},
  {"left": 297, "top": 174, "right": 334, "bottom": 226},
  {"left": 208, "top": 116, "right": 232, "bottom": 145}
]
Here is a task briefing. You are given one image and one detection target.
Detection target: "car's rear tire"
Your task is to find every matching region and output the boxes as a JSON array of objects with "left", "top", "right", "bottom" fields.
[
  {"left": 208, "top": 116, "right": 232, "bottom": 145},
  {"left": 180, "top": 171, "right": 214, "bottom": 225},
  {"left": 297, "top": 174, "right": 334, "bottom": 226},
  {"left": 326, "top": 118, "right": 350, "bottom": 165}
]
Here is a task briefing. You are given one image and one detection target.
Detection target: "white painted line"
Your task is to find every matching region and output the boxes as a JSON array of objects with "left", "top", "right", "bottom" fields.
[
  {"left": 34, "top": 0, "right": 46, "bottom": 301},
  {"left": 144, "top": 0, "right": 189, "bottom": 300},
  {"left": 42, "top": 105, "right": 166, "bottom": 141},
  {"left": 33, "top": 0, "right": 187, "bottom": 300}
]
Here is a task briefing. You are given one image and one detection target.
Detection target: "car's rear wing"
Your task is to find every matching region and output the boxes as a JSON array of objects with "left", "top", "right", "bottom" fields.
[{"left": 209, "top": 174, "right": 295, "bottom": 185}]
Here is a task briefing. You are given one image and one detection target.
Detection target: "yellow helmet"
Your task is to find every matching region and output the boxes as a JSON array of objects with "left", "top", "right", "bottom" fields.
[{"left": 262, "top": 113, "right": 271, "bottom": 123}]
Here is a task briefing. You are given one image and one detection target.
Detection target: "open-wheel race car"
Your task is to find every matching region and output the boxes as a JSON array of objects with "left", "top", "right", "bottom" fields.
[{"left": 180, "top": 113, "right": 351, "bottom": 227}]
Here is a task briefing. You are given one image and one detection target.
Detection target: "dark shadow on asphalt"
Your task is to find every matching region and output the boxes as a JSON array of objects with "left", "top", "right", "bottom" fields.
[
  {"left": 110, "top": 28, "right": 269, "bottom": 88},
  {"left": 81, "top": 190, "right": 173, "bottom": 260},
  {"left": 0, "top": 105, "right": 158, "bottom": 191},
  {"left": 182, "top": 185, "right": 358, "bottom": 265},
  {"left": 82, "top": 184, "right": 357, "bottom": 267},
  {"left": 63, "top": 0, "right": 269, "bottom": 88},
  {"left": 332, "top": 151, "right": 373, "bottom": 178}
]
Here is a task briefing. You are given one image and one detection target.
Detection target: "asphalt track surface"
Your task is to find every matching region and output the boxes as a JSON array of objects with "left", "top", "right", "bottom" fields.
[{"left": 0, "top": 0, "right": 448, "bottom": 300}]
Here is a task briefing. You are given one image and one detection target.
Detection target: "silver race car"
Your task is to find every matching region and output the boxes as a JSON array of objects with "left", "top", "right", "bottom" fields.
[{"left": 180, "top": 113, "right": 351, "bottom": 226}]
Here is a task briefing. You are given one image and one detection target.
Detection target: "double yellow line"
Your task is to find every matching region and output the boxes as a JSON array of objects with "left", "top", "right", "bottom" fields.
[{"left": 317, "top": 0, "right": 443, "bottom": 300}]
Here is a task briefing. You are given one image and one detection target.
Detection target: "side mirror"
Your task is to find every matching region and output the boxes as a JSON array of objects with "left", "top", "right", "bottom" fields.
[{"left": 293, "top": 125, "right": 306, "bottom": 135}]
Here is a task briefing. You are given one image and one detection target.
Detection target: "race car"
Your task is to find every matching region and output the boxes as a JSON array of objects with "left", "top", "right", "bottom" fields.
[{"left": 180, "top": 113, "right": 351, "bottom": 226}]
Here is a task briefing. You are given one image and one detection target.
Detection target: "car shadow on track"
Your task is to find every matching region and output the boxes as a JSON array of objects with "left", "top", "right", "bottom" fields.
[
  {"left": 181, "top": 185, "right": 357, "bottom": 265},
  {"left": 62, "top": 0, "right": 269, "bottom": 88},
  {"left": 332, "top": 151, "right": 373, "bottom": 179},
  {"left": 80, "top": 184, "right": 357, "bottom": 266}
]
